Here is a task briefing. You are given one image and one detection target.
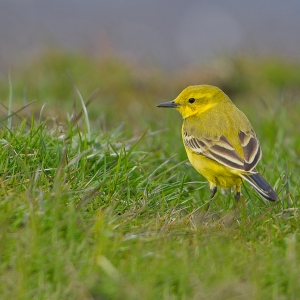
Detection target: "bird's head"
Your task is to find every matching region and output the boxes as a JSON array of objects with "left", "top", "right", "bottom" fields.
[{"left": 156, "top": 85, "right": 229, "bottom": 119}]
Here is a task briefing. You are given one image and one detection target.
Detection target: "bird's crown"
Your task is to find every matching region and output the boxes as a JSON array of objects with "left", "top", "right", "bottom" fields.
[{"left": 173, "top": 85, "right": 230, "bottom": 118}]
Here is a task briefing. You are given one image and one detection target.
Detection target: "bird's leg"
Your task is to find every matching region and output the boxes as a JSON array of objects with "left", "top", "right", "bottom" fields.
[
  {"left": 206, "top": 184, "right": 217, "bottom": 211},
  {"left": 234, "top": 192, "right": 240, "bottom": 202},
  {"left": 234, "top": 182, "right": 242, "bottom": 203},
  {"left": 211, "top": 186, "right": 217, "bottom": 200},
  {"left": 233, "top": 183, "right": 242, "bottom": 210}
]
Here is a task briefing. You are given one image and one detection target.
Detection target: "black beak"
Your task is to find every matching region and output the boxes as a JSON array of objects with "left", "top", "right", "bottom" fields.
[{"left": 156, "top": 100, "right": 179, "bottom": 108}]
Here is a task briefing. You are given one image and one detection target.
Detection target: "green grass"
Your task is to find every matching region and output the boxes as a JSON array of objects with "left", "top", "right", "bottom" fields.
[{"left": 0, "top": 53, "right": 300, "bottom": 299}]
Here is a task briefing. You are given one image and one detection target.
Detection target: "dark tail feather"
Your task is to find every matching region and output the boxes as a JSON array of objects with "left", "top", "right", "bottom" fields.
[{"left": 240, "top": 173, "right": 278, "bottom": 201}]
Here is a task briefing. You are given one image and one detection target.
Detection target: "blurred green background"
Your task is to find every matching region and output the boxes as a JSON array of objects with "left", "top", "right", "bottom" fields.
[
  {"left": 1, "top": 1, "right": 300, "bottom": 133},
  {"left": 1, "top": 51, "right": 300, "bottom": 136}
]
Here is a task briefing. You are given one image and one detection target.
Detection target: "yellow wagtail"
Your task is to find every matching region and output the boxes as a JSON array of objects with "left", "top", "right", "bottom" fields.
[{"left": 157, "top": 85, "right": 278, "bottom": 202}]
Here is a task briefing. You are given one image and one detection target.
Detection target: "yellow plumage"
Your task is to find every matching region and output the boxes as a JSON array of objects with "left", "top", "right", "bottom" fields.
[{"left": 157, "top": 85, "right": 277, "bottom": 202}]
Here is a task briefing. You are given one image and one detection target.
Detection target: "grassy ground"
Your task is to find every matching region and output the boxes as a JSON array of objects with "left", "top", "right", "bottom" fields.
[{"left": 0, "top": 53, "right": 300, "bottom": 299}]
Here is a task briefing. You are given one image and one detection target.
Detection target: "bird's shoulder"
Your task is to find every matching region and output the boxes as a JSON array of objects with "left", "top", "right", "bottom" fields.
[{"left": 183, "top": 103, "right": 256, "bottom": 141}]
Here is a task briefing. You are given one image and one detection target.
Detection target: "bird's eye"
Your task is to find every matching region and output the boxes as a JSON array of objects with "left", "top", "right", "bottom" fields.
[{"left": 188, "top": 98, "right": 195, "bottom": 104}]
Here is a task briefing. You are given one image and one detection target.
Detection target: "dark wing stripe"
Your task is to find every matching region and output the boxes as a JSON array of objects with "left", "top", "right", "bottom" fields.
[
  {"left": 209, "top": 144, "right": 244, "bottom": 167},
  {"left": 191, "top": 138, "right": 199, "bottom": 149},
  {"left": 205, "top": 150, "right": 245, "bottom": 171},
  {"left": 183, "top": 134, "right": 203, "bottom": 154},
  {"left": 244, "top": 145, "right": 261, "bottom": 171},
  {"left": 205, "top": 135, "right": 244, "bottom": 168},
  {"left": 239, "top": 131, "right": 251, "bottom": 147},
  {"left": 183, "top": 131, "right": 207, "bottom": 153},
  {"left": 239, "top": 130, "right": 261, "bottom": 170},
  {"left": 243, "top": 136, "right": 259, "bottom": 163},
  {"left": 197, "top": 140, "right": 206, "bottom": 148},
  {"left": 195, "top": 139, "right": 204, "bottom": 149},
  {"left": 218, "top": 136, "right": 236, "bottom": 150}
]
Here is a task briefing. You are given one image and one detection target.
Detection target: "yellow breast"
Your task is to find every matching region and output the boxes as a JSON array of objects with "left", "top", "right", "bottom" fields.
[{"left": 184, "top": 145, "right": 242, "bottom": 189}]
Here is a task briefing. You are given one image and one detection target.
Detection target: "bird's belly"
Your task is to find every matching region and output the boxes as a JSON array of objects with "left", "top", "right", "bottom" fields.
[{"left": 185, "top": 149, "right": 241, "bottom": 188}]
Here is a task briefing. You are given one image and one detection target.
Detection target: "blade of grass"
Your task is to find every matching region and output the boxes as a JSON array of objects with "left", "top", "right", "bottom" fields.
[
  {"left": 7, "top": 72, "right": 12, "bottom": 129},
  {"left": 0, "top": 100, "right": 37, "bottom": 124}
]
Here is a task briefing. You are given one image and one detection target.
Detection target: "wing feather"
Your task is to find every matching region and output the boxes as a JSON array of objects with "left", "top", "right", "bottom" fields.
[
  {"left": 183, "top": 129, "right": 261, "bottom": 172},
  {"left": 238, "top": 131, "right": 262, "bottom": 171}
]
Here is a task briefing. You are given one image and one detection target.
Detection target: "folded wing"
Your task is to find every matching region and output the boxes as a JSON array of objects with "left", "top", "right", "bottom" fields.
[{"left": 183, "top": 130, "right": 261, "bottom": 173}]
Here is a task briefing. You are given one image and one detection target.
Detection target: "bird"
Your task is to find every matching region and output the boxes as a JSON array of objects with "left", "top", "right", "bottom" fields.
[{"left": 156, "top": 85, "right": 278, "bottom": 202}]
